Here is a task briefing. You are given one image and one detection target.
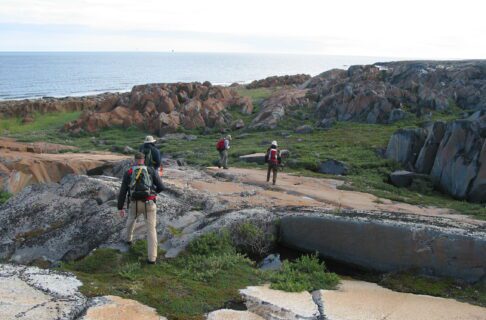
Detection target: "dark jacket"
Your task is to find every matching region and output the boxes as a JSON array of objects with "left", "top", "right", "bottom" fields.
[
  {"left": 117, "top": 165, "right": 164, "bottom": 210},
  {"left": 139, "top": 143, "right": 161, "bottom": 170}
]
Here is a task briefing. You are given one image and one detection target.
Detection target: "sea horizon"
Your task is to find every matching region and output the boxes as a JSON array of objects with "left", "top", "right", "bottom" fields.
[{"left": 0, "top": 52, "right": 401, "bottom": 101}]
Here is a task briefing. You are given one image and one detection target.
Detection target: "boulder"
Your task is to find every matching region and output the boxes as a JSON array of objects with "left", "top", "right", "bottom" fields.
[
  {"left": 389, "top": 170, "right": 414, "bottom": 187},
  {"left": 258, "top": 254, "right": 282, "bottom": 271},
  {"left": 318, "top": 159, "right": 349, "bottom": 175},
  {"left": 239, "top": 153, "right": 267, "bottom": 165},
  {"left": 232, "top": 119, "right": 245, "bottom": 130},
  {"left": 387, "top": 108, "right": 408, "bottom": 123},
  {"left": 385, "top": 128, "right": 427, "bottom": 169},
  {"left": 317, "top": 118, "right": 336, "bottom": 129},
  {"left": 295, "top": 124, "right": 314, "bottom": 134},
  {"left": 415, "top": 121, "right": 446, "bottom": 174},
  {"left": 240, "top": 285, "right": 320, "bottom": 319}
]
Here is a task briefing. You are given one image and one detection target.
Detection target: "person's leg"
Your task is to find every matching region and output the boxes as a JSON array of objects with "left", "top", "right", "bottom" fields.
[
  {"left": 222, "top": 150, "right": 229, "bottom": 169},
  {"left": 273, "top": 165, "right": 278, "bottom": 185},
  {"left": 267, "top": 164, "right": 271, "bottom": 182},
  {"left": 144, "top": 201, "right": 158, "bottom": 263},
  {"left": 125, "top": 201, "right": 138, "bottom": 243},
  {"left": 218, "top": 151, "right": 223, "bottom": 168}
]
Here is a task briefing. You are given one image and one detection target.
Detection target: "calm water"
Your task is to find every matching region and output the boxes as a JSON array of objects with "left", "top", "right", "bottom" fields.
[{"left": 0, "top": 52, "right": 394, "bottom": 100}]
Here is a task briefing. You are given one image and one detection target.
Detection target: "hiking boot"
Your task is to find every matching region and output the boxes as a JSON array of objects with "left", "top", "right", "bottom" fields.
[
  {"left": 126, "top": 241, "right": 133, "bottom": 246},
  {"left": 146, "top": 259, "right": 156, "bottom": 265},
  {"left": 223, "top": 167, "right": 229, "bottom": 170}
]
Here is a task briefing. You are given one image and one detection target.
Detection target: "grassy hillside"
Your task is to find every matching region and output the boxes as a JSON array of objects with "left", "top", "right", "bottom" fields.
[{"left": 1, "top": 89, "right": 484, "bottom": 219}]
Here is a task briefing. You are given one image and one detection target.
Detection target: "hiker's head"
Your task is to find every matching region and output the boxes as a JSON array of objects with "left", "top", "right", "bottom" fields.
[
  {"left": 144, "top": 135, "right": 156, "bottom": 144},
  {"left": 134, "top": 152, "right": 145, "bottom": 165},
  {"left": 271, "top": 140, "right": 278, "bottom": 147},
  {"left": 226, "top": 135, "right": 232, "bottom": 141}
]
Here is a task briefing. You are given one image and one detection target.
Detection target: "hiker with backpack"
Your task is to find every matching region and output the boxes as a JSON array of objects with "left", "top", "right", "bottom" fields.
[
  {"left": 117, "top": 152, "right": 164, "bottom": 264},
  {"left": 216, "top": 135, "right": 232, "bottom": 169},
  {"left": 139, "top": 135, "right": 162, "bottom": 176},
  {"left": 265, "top": 140, "right": 281, "bottom": 185}
]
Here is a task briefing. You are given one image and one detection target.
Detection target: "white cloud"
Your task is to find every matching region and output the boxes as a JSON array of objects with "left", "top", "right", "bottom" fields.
[{"left": 1, "top": 0, "right": 485, "bottom": 58}]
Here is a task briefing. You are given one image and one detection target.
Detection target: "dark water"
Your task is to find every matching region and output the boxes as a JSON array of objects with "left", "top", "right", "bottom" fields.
[{"left": 0, "top": 52, "right": 394, "bottom": 100}]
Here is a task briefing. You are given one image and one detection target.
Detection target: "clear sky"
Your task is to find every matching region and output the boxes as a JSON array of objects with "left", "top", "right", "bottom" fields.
[{"left": 1, "top": 0, "right": 485, "bottom": 59}]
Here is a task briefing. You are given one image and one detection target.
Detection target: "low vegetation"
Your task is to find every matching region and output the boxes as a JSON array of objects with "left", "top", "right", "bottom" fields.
[
  {"left": 0, "top": 192, "right": 11, "bottom": 205},
  {"left": 62, "top": 231, "right": 338, "bottom": 319},
  {"left": 380, "top": 272, "right": 486, "bottom": 308}
]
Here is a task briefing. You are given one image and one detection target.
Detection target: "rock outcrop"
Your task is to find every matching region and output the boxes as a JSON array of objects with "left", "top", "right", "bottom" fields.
[
  {"left": 319, "top": 280, "right": 486, "bottom": 320},
  {"left": 240, "top": 285, "right": 320, "bottom": 319},
  {"left": 305, "top": 60, "right": 486, "bottom": 124},
  {"left": 250, "top": 88, "right": 309, "bottom": 129},
  {"left": 279, "top": 212, "right": 486, "bottom": 283},
  {"left": 386, "top": 112, "right": 485, "bottom": 202},
  {"left": 246, "top": 74, "right": 311, "bottom": 89},
  {"left": 0, "top": 264, "right": 168, "bottom": 320},
  {"left": 0, "top": 264, "right": 86, "bottom": 319},
  {"left": 64, "top": 83, "right": 253, "bottom": 135},
  {"left": 0, "top": 138, "right": 128, "bottom": 193},
  {"left": 0, "top": 93, "right": 124, "bottom": 119}
]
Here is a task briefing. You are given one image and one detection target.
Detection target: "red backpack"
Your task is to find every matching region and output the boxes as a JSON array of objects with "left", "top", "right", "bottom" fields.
[
  {"left": 268, "top": 149, "right": 279, "bottom": 164},
  {"left": 216, "top": 139, "right": 225, "bottom": 151}
]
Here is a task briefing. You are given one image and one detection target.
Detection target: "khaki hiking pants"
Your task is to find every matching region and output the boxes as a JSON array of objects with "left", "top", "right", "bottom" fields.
[
  {"left": 125, "top": 200, "right": 158, "bottom": 262},
  {"left": 219, "top": 150, "right": 228, "bottom": 169},
  {"left": 267, "top": 163, "right": 278, "bottom": 185}
]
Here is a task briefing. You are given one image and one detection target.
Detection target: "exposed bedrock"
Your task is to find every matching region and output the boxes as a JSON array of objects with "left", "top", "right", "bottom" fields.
[
  {"left": 279, "top": 213, "right": 486, "bottom": 283},
  {"left": 305, "top": 60, "right": 486, "bottom": 125},
  {"left": 63, "top": 82, "right": 253, "bottom": 135},
  {"left": 386, "top": 111, "right": 486, "bottom": 202},
  {"left": 246, "top": 74, "right": 311, "bottom": 89}
]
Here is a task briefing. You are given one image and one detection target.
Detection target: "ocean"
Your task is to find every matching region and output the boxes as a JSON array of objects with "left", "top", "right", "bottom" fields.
[{"left": 0, "top": 52, "right": 394, "bottom": 100}]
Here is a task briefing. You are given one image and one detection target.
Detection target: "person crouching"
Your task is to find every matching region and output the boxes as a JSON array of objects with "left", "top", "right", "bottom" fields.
[{"left": 117, "top": 152, "right": 164, "bottom": 264}]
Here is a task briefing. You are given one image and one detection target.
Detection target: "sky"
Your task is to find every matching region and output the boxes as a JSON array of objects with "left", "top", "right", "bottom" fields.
[{"left": 0, "top": 0, "right": 485, "bottom": 59}]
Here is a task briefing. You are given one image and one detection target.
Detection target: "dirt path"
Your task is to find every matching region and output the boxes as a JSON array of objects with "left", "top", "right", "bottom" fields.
[{"left": 165, "top": 167, "right": 484, "bottom": 226}]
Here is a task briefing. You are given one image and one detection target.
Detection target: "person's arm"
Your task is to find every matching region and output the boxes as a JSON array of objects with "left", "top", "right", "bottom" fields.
[
  {"left": 117, "top": 171, "right": 130, "bottom": 210},
  {"left": 150, "top": 168, "right": 165, "bottom": 193},
  {"left": 225, "top": 139, "right": 230, "bottom": 150}
]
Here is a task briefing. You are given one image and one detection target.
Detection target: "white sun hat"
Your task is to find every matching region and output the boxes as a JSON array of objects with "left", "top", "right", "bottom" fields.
[
  {"left": 272, "top": 140, "right": 278, "bottom": 146},
  {"left": 144, "top": 135, "right": 157, "bottom": 143}
]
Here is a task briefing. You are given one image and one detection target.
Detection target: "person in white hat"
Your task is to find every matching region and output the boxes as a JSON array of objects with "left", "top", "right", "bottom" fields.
[
  {"left": 139, "top": 135, "right": 162, "bottom": 174},
  {"left": 265, "top": 140, "right": 281, "bottom": 185},
  {"left": 216, "top": 134, "right": 232, "bottom": 169}
]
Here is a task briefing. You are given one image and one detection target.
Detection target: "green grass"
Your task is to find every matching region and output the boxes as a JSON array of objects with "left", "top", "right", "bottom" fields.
[
  {"left": 380, "top": 272, "right": 486, "bottom": 307},
  {"left": 62, "top": 232, "right": 338, "bottom": 319},
  {"left": 0, "top": 192, "right": 11, "bottom": 205},
  {"left": 0, "top": 111, "right": 81, "bottom": 134}
]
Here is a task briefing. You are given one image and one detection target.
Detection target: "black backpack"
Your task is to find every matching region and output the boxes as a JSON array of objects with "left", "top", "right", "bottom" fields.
[{"left": 142, "top": 145, "right": 155, "bottom": 167}]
